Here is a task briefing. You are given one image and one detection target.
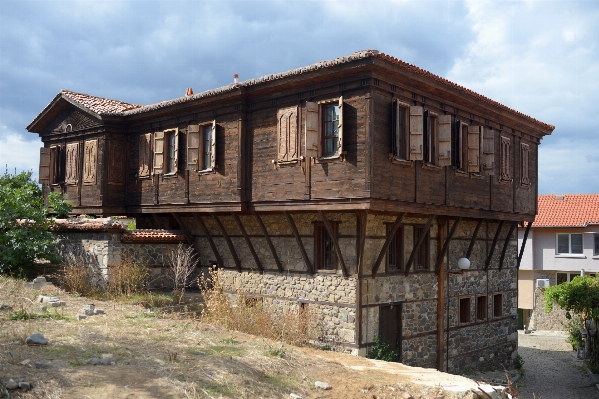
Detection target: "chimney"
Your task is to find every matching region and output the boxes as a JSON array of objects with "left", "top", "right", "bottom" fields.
[
  {"left": 555, "top": 194, "right": 564, "bottom": 200},
  {"left": 185, "top": 88, "right": 193, "bottom": 96},
  {"left": 234, "top": 74, "right": 239, "bottom": 86}
]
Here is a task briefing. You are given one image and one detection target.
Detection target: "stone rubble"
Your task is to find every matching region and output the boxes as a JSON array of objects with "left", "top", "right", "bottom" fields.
[
  {"left": 314, "top": 381, "right": 331, "bottom": 390},
  {"left": 76, "top": 304, "right": 105, "bottom": 320},
  {"left": 26, "top": 276, "right": 53, "bottom": 290},
  {"left": 25, "top": 333, "right": 48, "bottom": 345},
  {"left": 4, "top": 378, "right": 31, "bottom": 392},
  {"left": 38, "top": 295, "right": 65, "bottom": 307}
]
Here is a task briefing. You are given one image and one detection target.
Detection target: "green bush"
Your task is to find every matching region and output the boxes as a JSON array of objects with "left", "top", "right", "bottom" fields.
[
  {"left": 48, "top": 191, "right": 72, "bottom": 218},
  {"left": 366, "top": 336, "right": 400, "bottom": 362}
]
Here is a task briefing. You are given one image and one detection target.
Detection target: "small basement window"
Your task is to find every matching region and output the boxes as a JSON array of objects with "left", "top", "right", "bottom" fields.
[
  {"left": 493, "top": 293, "right": 503, "bottom": 318},
  {"left": 476, "top": 295, "right": 487, "bottom": 321},
  {"left": 459, "top": 297, "right": 471, "bottom": 324}
]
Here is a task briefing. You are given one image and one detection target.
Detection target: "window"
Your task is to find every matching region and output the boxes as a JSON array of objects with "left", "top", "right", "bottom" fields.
[
  {"left": 595, "top": 234, "right": 599, "bottom": 256},
  {"left": 187, "top": 122, "right": 216, "bottom": 172},
  {"left": 391, "top": 100, "right": 409, "bottom": 159},
  {"left": 139, "top": 133, "right": 152, "bottom": 178},
  {"left": 557, "top": 272, "right": 581, "bottom": 284},
  {"left": 521, "top": 143, "right": 530, "bottom": 186},
  {"left": 305, "top": 98, "right": 343, "bottom": 159},
  {"left": 438, "top": 115, "right": 452, "bottom": 166},
  {"left": 482, "top": 127, "right": 495, "bottom": 176},
  {"left": 467, "top": 125, "right": 482, "bottom": 173},
  {"left": 476, "top": 295, "right": 487, "bottom": 321},
  {"left": 414, "top": 225, "right": 430, "bottom": 271},
  {"left": 459, "top": 297, "right": 471, "bottom": 324},
  {"left": 386, "top": 225, "right": 404, "bottom": 272},
  {"left": 500, "top": 136, "right": 511, "bottom": 181},
  {"left": 315, "top": 223, "right": 337, "bottom": 271},
  {"left": 493, "top": 294, "right": 503, "bottom": 318},
  {"left": 424, "top": 111, "right": 437, "bottom": 165},
  {"left": 39, "top": 146, "right": 66, "bottom": 185},
  {"left": 452, "top": 120, "right": 465, "bottom": 170},
  {"left": 556, "top": 233, "right": 583, "bottom": 254},
  {"left": 154, "top": 128, "right": 179, "bottom": 175}
]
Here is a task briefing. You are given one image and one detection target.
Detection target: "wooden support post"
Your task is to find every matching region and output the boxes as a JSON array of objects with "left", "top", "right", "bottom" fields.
[
  {"left": 232, "top": 213, "right": 263, "bottom": 272},
  {"left": 171, "top": 213, "right": 195, "bottom": 245},
  {"left": 319, "top": 210, "right": 348, "bottom": 277},
  {"left": 211, "top": 213, "right": 241, "bottom": 272},
  {"left": 517, "top": 221, "right": 532, "bottom": 269},
  {"left": 152, "top": 213, "right": 167, "bottom": 230},
  {"left": 405, "top": 215, "right": 435, "bottom": 276},
  {"left": 284, "top": 211, "right": 313, "bottom": 274},
  {"left": 304, "top": 157, "right": 311, "bottom": 200},
  {"left": 193, "top": 214, "right": 223, "bottom": 268},
  {"left": 355, "top": 210, "right": 368, "bottom": 349},
  {"left": 435, "top": 217, "right": 462, "bottom": 274},
  {"left": 485, "top": 220, "right": 505, "bottom": 271},
  {"left": 372, "top": 213, "right": 405, "bottom": 277},
  {"left": 466, "top": 219, "right": 483, "bottom": 260},
  {"left": 252, "top": 212, "right": 283, "bottom": 272},
  {"left": 499, "top": 221, "right": 518, "bottom": 271}
]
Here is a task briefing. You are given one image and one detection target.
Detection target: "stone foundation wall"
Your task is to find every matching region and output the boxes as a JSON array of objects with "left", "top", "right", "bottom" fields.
[{"left": 530, "top": 288, "right": 569, "bottom": 332}]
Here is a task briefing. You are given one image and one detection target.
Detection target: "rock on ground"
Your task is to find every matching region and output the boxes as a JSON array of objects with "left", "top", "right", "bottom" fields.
[{"left": 25, "top": 333, "right": 48, "bottom": 345}]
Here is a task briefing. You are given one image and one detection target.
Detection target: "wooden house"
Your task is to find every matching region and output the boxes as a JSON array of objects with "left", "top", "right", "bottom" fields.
[{"left": 27, "top": 50, "right": 553, "bottom": 372}]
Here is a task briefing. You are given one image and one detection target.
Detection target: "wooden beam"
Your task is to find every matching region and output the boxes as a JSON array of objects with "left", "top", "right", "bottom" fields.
[
  {"left": 193, "top": 214, "right": 223, "bottom": 268},
  {"left": 284, "top": 211, "right": 313, "bottom": 274},
  {"left": 371, "top": 213, "right": 405, "bottom": 277},
  {"left": 405, "top": 215, "right": 435, "bottom": 276},
  {"left": 252, "top": 211, "right": 283, "bottom": 273},
  {"left": 356, "top": 211, "right": 368, "bottom": 278},
  {"left": 437, "top": 219, "right": 446, "bottom": 371},
  {"left": 485, "top": 220, "right": 505, "bottom": 271},
  {"left": 152, "top": 213, "right": 166, "bottom": 230},
  {"left": 319, "top": 211, "right": 348, "bottom": 278},
  {"left": 435, "top": 217, "right": 462, "bottom": 274},
  {"left": 211, "top": 213, "right": 241, "bottom": 272},
  {"left": 231, "top": 213, "right": 263, "bottom": 272},
  {"left": 517, "top": 221, "right": 533, "bottom": 269},
  {"left": 171, "top": 213, "right": 195, "bottom": 245},
  {"left": 465, "top": 219, "right": 483, "bottom": 259},
  {"left": 499, "top": 221, "right": 518, "bottom": 271}
]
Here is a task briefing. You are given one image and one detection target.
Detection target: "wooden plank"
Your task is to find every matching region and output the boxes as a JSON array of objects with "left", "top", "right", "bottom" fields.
[
  {"left": 284, "top": 211, "right": 313, "bottom": 274},
  {"left": 152, "top": 213, "right": 166, "bottom": 230},
  {"left": 171, "top": 213, "right": 195, "bottom": 245},
  {"left": 405, "top": 215, "right": 435, "bottom": 276},
  {"left": 435, "top": 217, "right": 461, "bottom": 274},
  {"left": 517, "top": 221, "right": 532, "bottom": 269},
  {"left": 499, "top": 221, "right": 518, "bottom": 271},
  {"left": 319, "top": 210, "right": 348, "bottom": 278},
  {"left": 211, "top": 213, "right": 241, "bottom": 272},
  {"left": 232, "top": 213, "right": 263, "bottom": 272},
  {"left": 437, "top": 219, "right": 445, "bottom": 371},
  {"left": 252, "top": 211, "right": 283, "bottom": 272},
  {"left": 465, "top": 219, "right": 484, "bottom": 259},
  {"left": 193, "top": 214, "right": 223, "bottom": 268},
  {"left": 371, "top": 212, "right": 406, "bottom": 277},
  {"left": 356, "top": 211, "right": 368, "bottom": 277},
  {"left": 485, "top": 220, "right": 505, "bottom": 271}
]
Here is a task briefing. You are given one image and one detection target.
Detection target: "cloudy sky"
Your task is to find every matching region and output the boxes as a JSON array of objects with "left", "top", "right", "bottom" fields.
[{"left": 1, "top": 0, "right": 597, "bottom": 194}]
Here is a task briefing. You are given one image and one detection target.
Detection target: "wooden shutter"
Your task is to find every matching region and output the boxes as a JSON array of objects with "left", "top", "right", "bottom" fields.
[
  {"left": 500, "top": 136, "right": 511, "bottom": 181},
  {"left": 153, "top": 131, "right": 164, "bottom": 175},
  {"left": 65, "top": 143, "right": 79, "bottom": 184},
  {"left": 305, "top": 102, "right": 319, "bottom": 158},
  {"left": 277, "top": 106, "right": 298, "bottom": 162},
  {"left": 39, "top": 147, "right": 51, "bottom": 185},
  {"left": 391, "top": 100, "right": 398, "bottom": 156},
  {"left": 210, "top": 121, "right": 216, "bottom": 170},
  {"left": 82, "top": 140, "right": 97, "bottom": 184},
  {"left": 337, "top": 96, "right": 343, "bottom": 155},
  {"left": 438, "top": 115, "right": 452, "bottom": 166},
  {"left": 172, "top": 128, "right": 179, "bottom": 174},
  {"left": 139, "top": 133, "right": 151, "bottom": 177},
  {"left": 187, "top": 125, "right": 200, "bottom": 171},
  {"left": 521, "top": 143, "right": 530, "bottom": 185},
  {"left": 423, "top": 110, "right": 430, "bottom": 162},
  {"left": 409, "top": 106, "right": 423, "bottom": 160},
  {"left": 467, "top": 125, "right": 481, "bottom": 173},
  {"left": 482, "top": 127, "right": 494, "bottom": 176}
]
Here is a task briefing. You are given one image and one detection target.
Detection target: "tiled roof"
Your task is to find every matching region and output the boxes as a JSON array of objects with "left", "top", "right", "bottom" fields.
[
  {"left": 121, "top": 230, "right": 187, "bottom": 243},
  {"left": 48, "top": 50, "right": 553, "bottom": 133},
  {"left": 51, "top": 217, "right": 126, "bottom": 232},
  {"left": 533, "top": 194, "right": 599, "bottom": 227}
]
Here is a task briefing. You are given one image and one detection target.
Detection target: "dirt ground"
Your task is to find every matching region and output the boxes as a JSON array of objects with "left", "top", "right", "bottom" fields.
[{"left": 0, "top": 278, "right": 498, "bottom": 399}]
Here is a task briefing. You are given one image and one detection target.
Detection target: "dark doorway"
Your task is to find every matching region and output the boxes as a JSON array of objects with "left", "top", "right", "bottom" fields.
[{"left": 379, "top": 303, "right": 402, "bottom": 361}]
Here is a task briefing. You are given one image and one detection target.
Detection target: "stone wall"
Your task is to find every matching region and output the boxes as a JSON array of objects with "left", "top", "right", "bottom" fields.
[{"left": 530, "top": 288, "right": 569, "bottom": 332}]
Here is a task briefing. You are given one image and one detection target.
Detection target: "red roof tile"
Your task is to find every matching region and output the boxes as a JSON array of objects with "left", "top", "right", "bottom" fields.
[
  {"left": 121, "top": 230, "right": 187, "bottom": 243},
  {"left": 61, "top": 90, "right": 142, "bottom": 115},
  {"left": 51, "top": 217, "right": 126, "bottom": 232},
  {"left": 533, "top": 194, "right": 599, "bottom": 227}
]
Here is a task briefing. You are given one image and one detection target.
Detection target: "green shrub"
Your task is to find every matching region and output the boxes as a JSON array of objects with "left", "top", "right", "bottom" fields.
[
  {"left": 366, "top": 336, "right": 400, "bottom": 362},
  {"left": 47, "top": 191, "right": 72, "bottom": 218}
]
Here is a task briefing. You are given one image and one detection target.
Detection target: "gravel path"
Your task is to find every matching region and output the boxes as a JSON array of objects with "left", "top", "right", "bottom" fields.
[{"left": 517, "top": 331, "right": 598, "bottom": 399}]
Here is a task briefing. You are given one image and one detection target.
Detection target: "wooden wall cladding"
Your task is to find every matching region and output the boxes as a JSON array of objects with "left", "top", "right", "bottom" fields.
[
  {"left": 108, "top": 139, "right": 126, "bottom": 185},
  {"left": 65, "top": 143, "right": 79, "bottom": 185},
  {"left": 45, "top": 108, "right": 101, "bottom": 135},
  {"left": 83, "top": 139, "right": 98, "bottom": 185}
]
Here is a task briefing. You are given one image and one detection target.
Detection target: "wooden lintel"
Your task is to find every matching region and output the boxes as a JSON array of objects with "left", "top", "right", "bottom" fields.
[
  {"left": 232, "top": 213, "right": 263, "bottom": 272},
  {"left": 252, "top": 211, "right": 283, "bottom": 273},
  {"left": 517, "top": 221, "right": 533, "bottom": 269},
  {"left": 319, "top": 210, "right": 348, "bottom": 278},
  {"left": 465, "top": 219, "right": 483, "bottom": 259},
  {"left": 171, "top": 213, "right": 195, "bottom": 245},
  {"left": 371, "top": 212, "right": 406, "bottom": 277},
  {"left": 211, "top": 213, "right": 241, "bottom": 272},
  {"left": 152, "top": 213, "right": 166, "bottom": 230},
  {"left": 405, "top": 215, "right": 435, "bottom": 276},
  {"left": 435, "top": 217, "right": 462, "bottom": 274},
  {"left": 485, "top": 220, "right": 505, "bottom": 271},
  {"left": 499, "top": 221, "right": 518, "bottom": 271},
  {"left": 193, "top": 214, "right": 223, "bottom": 268},
  {"left": 284, "top": 211, "right": 313, "bottom": 274}
]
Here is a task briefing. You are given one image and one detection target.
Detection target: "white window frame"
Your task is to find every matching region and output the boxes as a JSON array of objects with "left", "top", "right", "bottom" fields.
[
  {"left": 556, "top": 233, "right": 584, "bottom": 255},
  {"left": 594, "top": 233, "right": 599, "bottom": 257}
]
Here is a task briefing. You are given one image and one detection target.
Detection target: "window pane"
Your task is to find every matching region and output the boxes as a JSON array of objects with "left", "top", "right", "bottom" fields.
[
  {"left": 167, "top": 133, "right": 176, "bottom": 172},
  {"left": 595, "top": 234, "right": 599, "bottom": 256},
  {"left": 203, "top": 125, "right": 212, "bottom": 169},
  {"left": 556, "top": 273, "right": 567, "bottom": 284},
  {"left": 557, "top": 234, "right": 569, "bottom": 254},
  {"left": 571, "top": 234, "right": 583, "bottom": 254},
  {"left": 397, "top": 108, "right": 405, "bottom": 158}
]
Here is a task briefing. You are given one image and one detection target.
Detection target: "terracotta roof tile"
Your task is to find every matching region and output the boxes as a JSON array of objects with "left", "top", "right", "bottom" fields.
[
  {"left": 533, "top": 194, "right": 599, "bottom": 227},
  {"left": 61, "top": 90, "right": 142, "bottom": 115},
  {"left": 121, "top": 229, "right": 187, "bottom": 243},
  {"left": 51, "top": 217, "right": 126, "bottom": 232}
]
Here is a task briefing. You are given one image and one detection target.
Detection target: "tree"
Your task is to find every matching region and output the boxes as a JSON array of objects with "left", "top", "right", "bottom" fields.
[
  {"left": 545, "top": 275, "right": 599, "bottom": 365},
  {"left": 0, "top": 171, "right": 64, "bottom": 273}
]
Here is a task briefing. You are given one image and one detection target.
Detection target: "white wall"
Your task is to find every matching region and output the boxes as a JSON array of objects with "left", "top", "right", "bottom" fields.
[
  {"left": 518, "top": 229, "right": 534, "bottom": 270},
  {"left": 532, "top": 227, "right": 599, "bottom": 272}
]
